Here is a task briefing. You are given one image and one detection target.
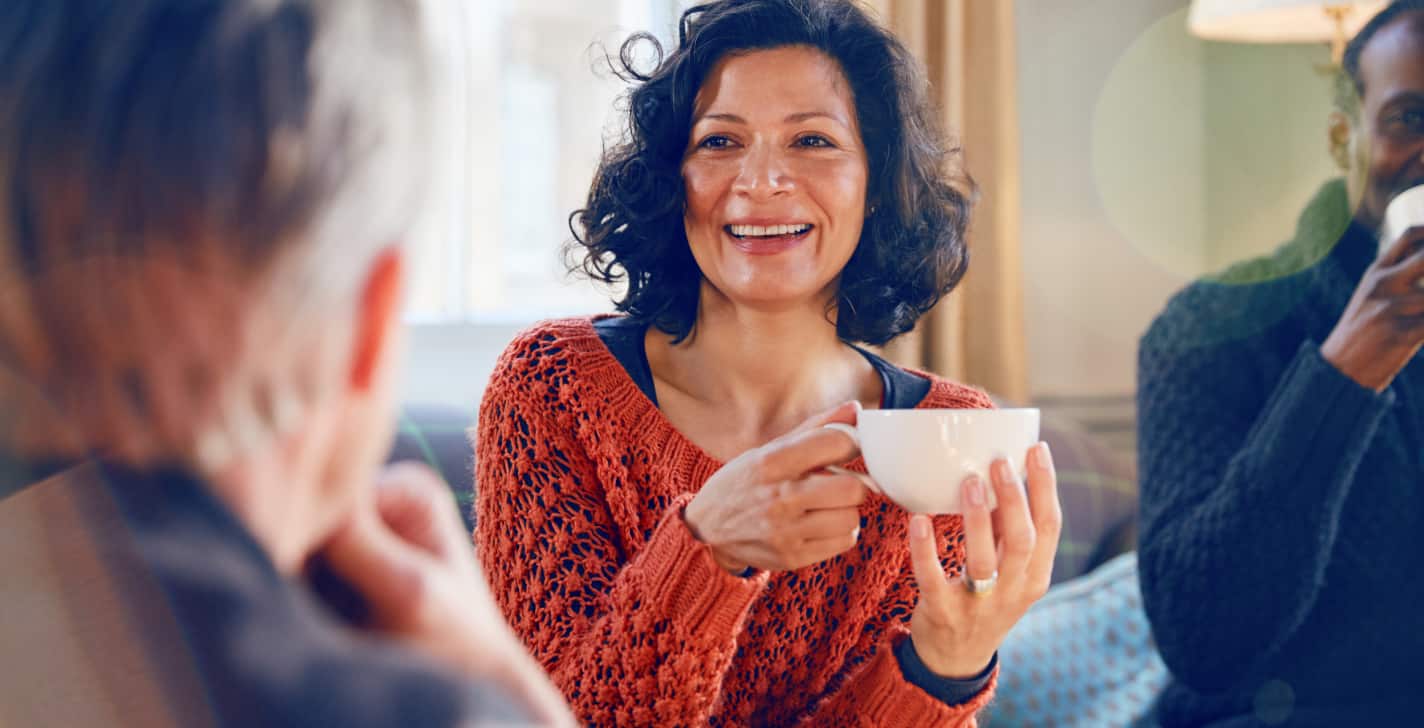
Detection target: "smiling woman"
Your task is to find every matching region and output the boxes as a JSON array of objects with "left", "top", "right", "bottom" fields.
[
  {"left": 473, "top": 0, "right": 1062, "bottom": 725},
  {"left": 681, "top": 47, "right": 870, "bottom": 311},
  {"left": 567, "top": 1, "right": 972, "bottom": 346}
]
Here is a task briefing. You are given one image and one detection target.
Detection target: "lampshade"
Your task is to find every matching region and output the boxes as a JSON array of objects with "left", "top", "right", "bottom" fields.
[{"left": 1188, "top": 0, "right": 1387, "bottom": 44}]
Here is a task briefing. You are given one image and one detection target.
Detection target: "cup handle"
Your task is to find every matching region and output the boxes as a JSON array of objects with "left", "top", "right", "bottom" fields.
[{"left": 820, "top": 424, "right": 881, "bottom": 495}]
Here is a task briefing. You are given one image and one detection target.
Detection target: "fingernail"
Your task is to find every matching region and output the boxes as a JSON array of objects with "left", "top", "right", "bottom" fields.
[
  {"left": 911, "top": 515, "right": 931, "bottom": 539},
  {"left": 994, "top": 459, "right": 1014, "bottom": 482},
  {"left": 963, "top": 476, "right": 985, "bottom": 507},
  {"left": 1034, "top": 441, "right": 1053, "bottom": 469}
]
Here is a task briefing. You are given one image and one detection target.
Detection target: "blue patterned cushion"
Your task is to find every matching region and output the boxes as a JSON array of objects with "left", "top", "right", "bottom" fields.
[{"left": 985, "top": 553, "right": 1166, "bottom": 727}]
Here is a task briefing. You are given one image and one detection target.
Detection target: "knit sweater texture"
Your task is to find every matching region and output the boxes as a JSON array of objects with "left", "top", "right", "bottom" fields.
[
  {"left": 1136, "top": 180, "right": 1424, "bottom": 726},
  {"left": 474, "top": 317, "right": 998, "bottom": 727}
]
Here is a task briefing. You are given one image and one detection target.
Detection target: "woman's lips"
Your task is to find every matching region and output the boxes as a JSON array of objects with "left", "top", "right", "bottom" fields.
[{"left": 724, "top": 225, "right": 814, "bottom": 256}]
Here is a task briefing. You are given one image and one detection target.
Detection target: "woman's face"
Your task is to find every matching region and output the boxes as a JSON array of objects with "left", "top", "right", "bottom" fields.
[{"left": 682, "top": 45, "right": 869, "bottom": 312}]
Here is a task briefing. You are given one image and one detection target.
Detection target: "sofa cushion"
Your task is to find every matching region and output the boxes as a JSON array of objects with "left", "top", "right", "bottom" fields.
[
  {"left": 984, "top": 552, "right": 1166, "bottom": 727},
  {"left": 1036, "top": 411, "right": 1138, "bottom": 584}
]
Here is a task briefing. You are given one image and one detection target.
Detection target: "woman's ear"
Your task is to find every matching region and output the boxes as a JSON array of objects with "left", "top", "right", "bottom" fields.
[
  {"left": 1328, "top": 111, "right": 1354, "bottom": 172},
  {"left": 349, "top": 247, "right": 405, "bottom": 393}
]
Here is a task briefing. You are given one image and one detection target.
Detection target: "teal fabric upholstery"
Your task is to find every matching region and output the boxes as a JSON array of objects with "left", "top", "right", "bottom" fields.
[{"left": 985, "top": 553, "right": 1167, "bottom": 727}]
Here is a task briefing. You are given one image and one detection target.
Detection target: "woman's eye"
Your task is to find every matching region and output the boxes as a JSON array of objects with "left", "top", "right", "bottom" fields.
[
  {"left": 698, "top": 135, "right": 734, "bottom": 149},
  {"left": 796, "top": 134, "right": 835, "bottom": 148}
]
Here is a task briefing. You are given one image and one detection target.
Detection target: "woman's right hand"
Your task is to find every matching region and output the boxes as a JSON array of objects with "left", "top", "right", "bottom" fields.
[{"left": 682, "top": 401, "right": 869, "bottom": 574}]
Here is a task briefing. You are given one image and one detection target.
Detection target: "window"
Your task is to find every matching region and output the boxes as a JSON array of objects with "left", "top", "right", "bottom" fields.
[{"left": 406, "top": 0, "right": 685, "bottom": 324}]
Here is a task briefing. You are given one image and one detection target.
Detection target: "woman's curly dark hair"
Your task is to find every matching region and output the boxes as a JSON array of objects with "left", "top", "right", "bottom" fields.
[{"left": 568, "top": 0, "right": 973, "bottom": 346}]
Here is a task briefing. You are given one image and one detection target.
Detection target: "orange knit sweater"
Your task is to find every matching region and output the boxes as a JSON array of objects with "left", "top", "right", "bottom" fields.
[{"left": 474, "top": 318, "right": 998, "bottom": 726}]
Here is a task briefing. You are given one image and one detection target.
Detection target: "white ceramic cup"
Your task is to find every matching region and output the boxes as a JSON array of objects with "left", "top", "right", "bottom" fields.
[
  {"left": 1380, "top": 184, "right": 1424, "bottom": 258},
  {"left": 823, "top": 408, "right": 1040, "bottom": 515}
]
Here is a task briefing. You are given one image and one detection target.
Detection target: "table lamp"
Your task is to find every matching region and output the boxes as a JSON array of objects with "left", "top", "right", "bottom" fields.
[{"left": 1188, "top": 0, "right": 1387, "bottom": 64}]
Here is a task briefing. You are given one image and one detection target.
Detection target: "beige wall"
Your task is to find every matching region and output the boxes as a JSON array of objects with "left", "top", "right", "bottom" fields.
[
  {"left": 1203, "top": 42, "right": 1338, "bottom": 270},
  {"left": 1015, "top": 1, "right": 1339, "bottom": 400}
]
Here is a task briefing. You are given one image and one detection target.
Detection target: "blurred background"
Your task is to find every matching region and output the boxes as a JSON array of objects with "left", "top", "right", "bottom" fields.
[
  {"left": 399, "top": 0, "right": 1363, "bottom": 468},
  {"left": 372, "top": 3, "right": 1390, "bottom": 720}
]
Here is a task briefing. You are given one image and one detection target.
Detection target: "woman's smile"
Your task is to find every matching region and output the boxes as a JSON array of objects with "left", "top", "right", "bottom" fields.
[{"left": 724, "top": 221, "right": 816, "bottom": 255}]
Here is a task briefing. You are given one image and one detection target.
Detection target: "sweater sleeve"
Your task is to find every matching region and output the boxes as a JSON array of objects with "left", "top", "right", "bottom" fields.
[
  {"left": 473, "top": 332, "right": 766, "bottom": 726},
  {"left": 895, "top": 641, "right": 996, "bottom": 706},
  {"left": 794, "top": 627, "right": 995, "bottom": 727},
  {"left": 1136, "top": 334, "right": 1393, "bottom": 693}
]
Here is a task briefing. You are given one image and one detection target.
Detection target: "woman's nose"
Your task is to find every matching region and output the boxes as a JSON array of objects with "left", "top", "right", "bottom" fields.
[{"left": 731, "top": 143, "right": 794, "bottom": 198}]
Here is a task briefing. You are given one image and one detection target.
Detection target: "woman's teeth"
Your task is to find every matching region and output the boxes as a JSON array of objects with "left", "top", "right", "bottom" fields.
[{"left": 728, "top": 223, "right": 812, "bottom": 238}]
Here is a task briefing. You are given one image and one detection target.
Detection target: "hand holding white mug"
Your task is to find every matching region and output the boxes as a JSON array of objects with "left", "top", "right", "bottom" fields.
[
  {"left": 821, "top": 408, "right": 1040, "bottom": 514},
  {"left": 906, "top": 443, "right": 1061, "bottom": 679},
  {"left": 683, "top": 401, "right": 870, "bottom": 574}
]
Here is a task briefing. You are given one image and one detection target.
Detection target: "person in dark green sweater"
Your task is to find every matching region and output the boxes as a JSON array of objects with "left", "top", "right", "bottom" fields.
[{"left": 1137, "top": 3, "right": 1424, "bottom": 726}]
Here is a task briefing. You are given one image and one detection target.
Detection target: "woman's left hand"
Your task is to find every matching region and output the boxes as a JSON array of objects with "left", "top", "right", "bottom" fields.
[{"left": 906, "top": 442, "right": 1061, "bottom": 678}]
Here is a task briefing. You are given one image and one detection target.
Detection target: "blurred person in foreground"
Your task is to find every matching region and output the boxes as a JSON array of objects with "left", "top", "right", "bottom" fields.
[
  {"left": 1137, "top": 2, "right": 1424, "bottom": 725},
  {"left": 472, "top": 0, "right": 1062, "bottom": 725},
  {"left": 0, "top": 1, "right": 570, "bottom": 725}
]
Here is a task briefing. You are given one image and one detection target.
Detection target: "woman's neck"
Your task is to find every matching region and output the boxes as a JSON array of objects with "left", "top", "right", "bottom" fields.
[{"left": 645, "top": 285, "right": 881, "bottom": 455}]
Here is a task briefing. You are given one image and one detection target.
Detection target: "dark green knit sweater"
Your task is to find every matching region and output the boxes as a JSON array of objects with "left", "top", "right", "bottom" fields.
[{"left": 1137, "top": 180, "right": 1424, "bottom": 726}]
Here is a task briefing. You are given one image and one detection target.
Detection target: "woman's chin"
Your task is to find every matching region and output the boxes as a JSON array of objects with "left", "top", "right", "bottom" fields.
[{"left": 712, "top": 280, "right": 832, "bottom": 312}]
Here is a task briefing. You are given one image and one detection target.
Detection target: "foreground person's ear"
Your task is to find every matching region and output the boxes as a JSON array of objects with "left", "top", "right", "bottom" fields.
[{"left": 349, "top": 247, "right": 405, "bottom": 392}]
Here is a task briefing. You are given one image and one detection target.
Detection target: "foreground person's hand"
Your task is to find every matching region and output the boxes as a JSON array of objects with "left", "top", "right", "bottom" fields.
[
  {"left": 906, "top": 443, "right": 1061, "bottom": 679},
  {"left": 683, "top": 401, "right": 870, "bottom": 574},
  {"left": 321, "top": 462, "right": 574, "bottom": 727}
]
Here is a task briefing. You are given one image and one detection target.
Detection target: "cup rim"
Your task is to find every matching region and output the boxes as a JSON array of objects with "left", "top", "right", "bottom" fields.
[{"left": 858, "top": 407, "right": 1039, "bottom": 417}]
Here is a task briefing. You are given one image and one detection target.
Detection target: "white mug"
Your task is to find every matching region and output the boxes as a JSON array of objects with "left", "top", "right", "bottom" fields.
[
  {"left": 1380, "top": 184, "right": 1424, "bottom": 258},
  {"left": 823, "top": 408, "right": 1040, "bottom": 515}
]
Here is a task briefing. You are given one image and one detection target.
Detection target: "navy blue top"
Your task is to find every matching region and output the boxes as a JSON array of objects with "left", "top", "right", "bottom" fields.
[{"left": 593, "top": 315, "right": 994, "bottom": 707}]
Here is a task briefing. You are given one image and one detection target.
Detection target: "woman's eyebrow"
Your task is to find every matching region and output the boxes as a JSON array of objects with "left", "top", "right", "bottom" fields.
[{"left": 694, "top": 110, "right": 848, "bottom": 125}]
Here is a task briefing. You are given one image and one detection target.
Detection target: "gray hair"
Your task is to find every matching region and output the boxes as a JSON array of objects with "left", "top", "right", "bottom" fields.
[{"left": 0, "top": 0, "right": 432, "bottom": 468}]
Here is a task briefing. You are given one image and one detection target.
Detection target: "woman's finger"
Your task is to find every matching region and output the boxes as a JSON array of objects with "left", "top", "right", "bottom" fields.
[
  {"left": 786, "top": 399, "right": 861, "bottom": 437},
  {"left": 785, "top": 472, "right": 868, "bottom": 511},
  {"left": 799, "top": 529, "right": 862, "bottom": 565},
  {"left": 790, "top": 505, "right": 862, "bottom": 543},
  {"left": 988, "top": 458, "right": 1036, "bottom": 580},
  {"left": 1023, "top": 442, "right": 1063, "bottom": 591},
  {"left": 960, "top": 475, "right": 998, "bottom": 584},
  {"left": 757, "top": 424, "right": 861, "bottom": 481},
  {"left": 907, "top": 513, "right": 953, "bottom": 607}
]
